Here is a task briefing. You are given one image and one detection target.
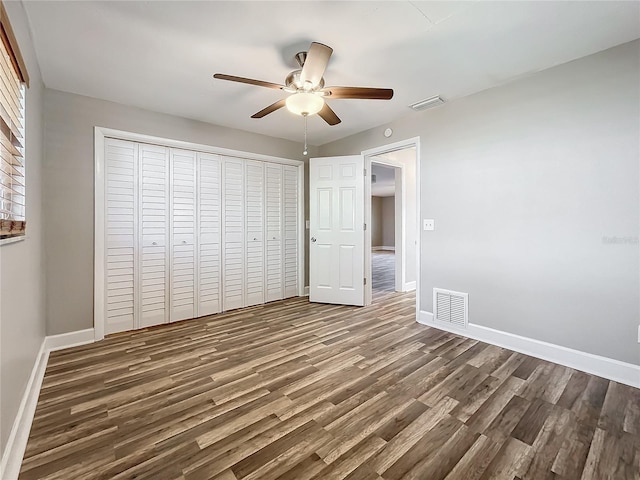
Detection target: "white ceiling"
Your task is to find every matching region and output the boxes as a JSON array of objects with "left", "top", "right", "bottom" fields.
[
  {"left": 371, "top": 163, "right": 395, "bottom": 197},
  {"left": 23, "top": 1, "right": 640, "bottom": 145}
]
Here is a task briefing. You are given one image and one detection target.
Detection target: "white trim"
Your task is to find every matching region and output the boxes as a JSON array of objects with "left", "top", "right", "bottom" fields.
[
  {"left": 362, "top": 136, "right": 420, "bottom": 310},
  {"left": 44, "top": 328, "right": 95, "bottom": 352},
  {"left": 403, "top": 281, "right": 416, "bottom": 292},
  {"left": 0, "top": 330, "right": 96, "bottom": 478},
  {"left": 0, "top": 341, "right": 48, "bottom": 480},
  {"left": 418, "top": 311, "right": 640, "bottom": 388},
  {"left": 95, "top": 127, "right": 303, "bottom": 166},
  {"left": 94, "top": 127, "right": 305, "bottom": 339},
  {"left": 297, "top": 163, "right": 305, "bottom": 297},
  {"left": 372, "top": 246, "right": 395, "bottom": 251},
  {"left": 0, "top": 236, "right": 26, "bottom": 246},
  {"left": 303, "top": 286, "right": 310, "bottom": 296},
  {"left": 94, "top": 129, "right": 105, "bottom": 341}
]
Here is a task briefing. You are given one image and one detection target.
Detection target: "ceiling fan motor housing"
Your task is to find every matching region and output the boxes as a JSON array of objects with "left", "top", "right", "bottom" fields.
[{"left": 286, "top": 69, "right": 324, "bottom": 91}]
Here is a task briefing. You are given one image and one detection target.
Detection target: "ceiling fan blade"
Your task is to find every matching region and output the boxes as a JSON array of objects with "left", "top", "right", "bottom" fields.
[
  {"left": 251, "top": 99, "right": 287, "bottom": 119},
  {"left": 299, "top": 42, "right": 333, "bottom": 88},
  {"left": 318, "top": 103, "right": 341, "bottom": 126},
  {"left": 214, "top": 73, "right": 284, "bottom": 90},
  {"left": 323, "top": 86, "right": 394, "bottom": 100}
]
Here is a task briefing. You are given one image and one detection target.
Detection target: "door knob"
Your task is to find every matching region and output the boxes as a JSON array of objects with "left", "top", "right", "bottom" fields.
[
  {"left": 152, "top": 241, "right": 157, "bottom": 245},
  {"left": 253, "top": 237, "right": 257, "bottom": 241},
  {"left": 182, "top": 240, "right": 187, "bottom": 244},
  {"left": 311, "top": 237, "right": 316, "bottom": 243}
]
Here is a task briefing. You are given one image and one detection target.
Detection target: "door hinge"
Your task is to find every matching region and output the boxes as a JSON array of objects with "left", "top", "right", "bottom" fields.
[
  {"left": 364, "top": 168, "right": 366, "bottom": 176},
  {"left": 364, "top": 223, "right": 367, "bottom": 231},
  {"left": 364, "top": 278, "right": 367, "bottom": 285}
]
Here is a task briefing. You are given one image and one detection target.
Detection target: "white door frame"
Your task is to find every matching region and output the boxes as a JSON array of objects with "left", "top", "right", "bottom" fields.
[
  {"left": 362, "top": 137, "right": 421, "bottom": 317},
  {"left": 94, "top": 126, "right": 305, "bottom": 341}
]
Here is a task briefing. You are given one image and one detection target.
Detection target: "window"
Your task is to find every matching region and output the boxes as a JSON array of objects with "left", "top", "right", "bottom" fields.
[{"left": 0, "top": 1, "right": 28, "bottom": 240}]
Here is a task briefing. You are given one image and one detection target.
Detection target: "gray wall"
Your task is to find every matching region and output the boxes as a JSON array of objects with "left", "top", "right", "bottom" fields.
[
  {"left": 382, "top": 196, "right": 395, "bottom": 247},
  {"left": 320, "top": 40, "right": 640, "bottom": 366},
  {"left": 43, "top": 90, "right": 306, "bottom": 335},
  {"left": 371, "top": 196, "right": 384, "bottom": 247},
  {"left": 0, "top": 1, "right": 46, "bottom": 453}
]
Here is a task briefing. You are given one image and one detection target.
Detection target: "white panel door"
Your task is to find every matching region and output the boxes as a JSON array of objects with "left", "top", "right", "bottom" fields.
[
  {"left": 265, "top": 163, "right": 283, "bottom": 302},
  {"left": 245, "top": 160, "right": 265, "bottom": 307},
  {"left": 170, "top": 149, "right": 196, "bottom": 321},
  {"left": 222, "top": 157, "right": 245, "bottom": 311},
  {"left": 104, "top": 138, "right": 137, "bottom": 334},
  {"left": 283, "top": 165, "right": 299, "bottom": 298},
  {"left": 197, "top": 153, "right": 222, "bottom": 316},
  {"left": 309, "top": 155, "right": 365, "bottom": 306},
  {"left": 139, "top": 143, "right": 169, "bottom": 328}
]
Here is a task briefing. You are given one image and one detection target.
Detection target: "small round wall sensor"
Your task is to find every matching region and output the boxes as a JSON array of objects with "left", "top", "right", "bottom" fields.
[{"left": 384, "top": 128, "right": 393, "bottom": 138}]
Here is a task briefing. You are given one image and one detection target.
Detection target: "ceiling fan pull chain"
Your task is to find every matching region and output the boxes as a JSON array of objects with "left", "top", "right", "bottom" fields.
[{"left": 303, "top": 113, "right": 308, "bottom": 156}]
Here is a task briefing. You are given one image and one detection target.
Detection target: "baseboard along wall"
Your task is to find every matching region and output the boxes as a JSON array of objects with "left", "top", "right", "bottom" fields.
[
  {"left": 0, "top": 329, "right": 95, "bottom": 480},
  {"left": 4, "top": 312, "right": 640, "bottom": 479},
  {"left": 372, "top": 246, "right": 395, "bottom": 252},
  {"left": 419, "top": 311, "right": 640, "bottom": 389}
]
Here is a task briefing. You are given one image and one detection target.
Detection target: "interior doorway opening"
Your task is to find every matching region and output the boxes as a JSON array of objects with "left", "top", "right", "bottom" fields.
[
  {"left": 370, "top": 164, "right": 397, "bottom": 298},
  {"left": 363, "top": 139, "right": 419, "bottom": 308}
]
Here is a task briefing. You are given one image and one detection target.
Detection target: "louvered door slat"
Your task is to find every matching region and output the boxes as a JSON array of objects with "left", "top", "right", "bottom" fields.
[
  {"left": 139, "top": 144, "right": 169, "bottom": 328},
  {"left": 283, "top": 165, "right": 299, "bottom": 297},
  {"left": 197, "top": 153, "right": 222, "bottom": 316},
  {"left": 171, "top": 149, "right": 196, "bottom": 321},
  {"left": 245, "top": 160, "right": 265, "bottom": 307},
  {"left": 105, "top": 138, "right": 137, "bottom": 334},
  {"left": 222, "top": 157, "right": 245, "bottom": 310},
  {"left": 265, "top": 163, "right": 283, "bottom": 302}
]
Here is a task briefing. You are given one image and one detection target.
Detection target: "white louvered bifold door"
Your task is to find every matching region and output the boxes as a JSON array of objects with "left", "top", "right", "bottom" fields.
[
  {"left": 170, "top": 149, "right": 197, "bottom": 322},
  {"left": 265, "top": 163, "right": 284, "bottom": 302},
  {"left": 197, "top": 153, "right": 222, "bottom": 316},
  {"left": 104, "top": 138, "right": 137, "bottom": 334},
  {"left": 245, "top": 160, "right": 265, "bottom": 307},
  {"left": 222, "top": 157, "right": 245, "bottom": 311},
  {"left": 139, "top": 144, "right": 170, "bottom": 328},
  {"left": 283, "top": 165, "right": 299, "bottom": 298}
]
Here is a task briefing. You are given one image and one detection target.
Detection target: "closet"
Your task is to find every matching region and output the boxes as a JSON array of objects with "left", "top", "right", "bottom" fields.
[{"left": 100, "top": 137, "right": 301, "bottom": 336}]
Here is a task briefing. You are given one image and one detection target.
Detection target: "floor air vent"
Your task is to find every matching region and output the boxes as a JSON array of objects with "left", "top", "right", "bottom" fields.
[{"left": 433, "top": 288, "right": 468, "bottom": 328}]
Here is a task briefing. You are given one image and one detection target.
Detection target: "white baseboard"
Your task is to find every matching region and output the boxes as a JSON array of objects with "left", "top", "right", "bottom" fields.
[
  {"left": 45, "top": 328, "right": 95, "bottom": 352},
  {"left": 303, "top": 286, "right": 309, "bottom": 297},
  {"left": 418, "top": 311, "right": 640, "bottom": 389},
  {"left": 0, "top": 329, "right": 95, "bottom": 479},
  {"left": 0, "top": 341, "right": 48, "bottom": 480},
  {"left": 403, "top": 281, "right": 416, "bottom": 292},
  {"left": 372, "top": 246, "right": 395, "bottom": 252}
]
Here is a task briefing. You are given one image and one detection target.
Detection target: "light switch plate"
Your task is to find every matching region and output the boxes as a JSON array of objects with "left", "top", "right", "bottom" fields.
[{"left": 423, "top": 219, "right": 435, "bottom": 231}]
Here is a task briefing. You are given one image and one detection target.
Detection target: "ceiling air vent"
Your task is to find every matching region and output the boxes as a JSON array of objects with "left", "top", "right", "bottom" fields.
[
  {"left": 409, "top": 95, "right": 444, "bottom": 111},
  {"left": 433, "top": 288, "right": 468, "bottom": 328}
]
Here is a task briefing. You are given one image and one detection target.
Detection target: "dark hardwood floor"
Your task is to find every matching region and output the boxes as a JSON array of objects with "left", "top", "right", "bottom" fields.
[{"left": 19, "top": 280, "right": 639, "bottom": 479}]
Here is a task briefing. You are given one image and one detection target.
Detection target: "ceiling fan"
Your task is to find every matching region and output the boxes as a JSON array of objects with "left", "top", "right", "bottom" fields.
[{"left": 213, "top": 42, "right": 394, "bottom": 126}]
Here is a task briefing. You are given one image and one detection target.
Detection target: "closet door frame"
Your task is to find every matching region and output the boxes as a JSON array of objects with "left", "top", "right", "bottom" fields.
[{"left": 95, "top": 127, "right": 304, "bottom": 342}]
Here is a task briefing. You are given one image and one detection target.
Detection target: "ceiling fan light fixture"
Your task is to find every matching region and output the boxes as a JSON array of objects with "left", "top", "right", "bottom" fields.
[{"left": 286, "top": 92, "right": 324, "bottom": 116}]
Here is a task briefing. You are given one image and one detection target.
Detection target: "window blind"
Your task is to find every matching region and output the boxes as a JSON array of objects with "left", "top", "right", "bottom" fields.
[{"left": 0, "top": 1, "right": 27, "bottom": 239}]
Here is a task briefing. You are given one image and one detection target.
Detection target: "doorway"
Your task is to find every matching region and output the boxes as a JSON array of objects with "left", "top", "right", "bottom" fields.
[
  {"left": 370, "top": 163, "right": 397, "bottom": 297},
  {"left": 307, "top": 136, "right": 420, "bottom": 314},
  {"left": 363, "top": 138, "right": 420, "bottom": 309}
]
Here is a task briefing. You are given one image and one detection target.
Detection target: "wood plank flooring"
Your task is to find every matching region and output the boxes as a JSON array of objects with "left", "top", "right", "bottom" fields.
[
  {"left": 20, "top": 289, "right": 640, "bottom": 479},
  {"left": 372, "top": 251, "right": 395, "bottom": 294}
]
